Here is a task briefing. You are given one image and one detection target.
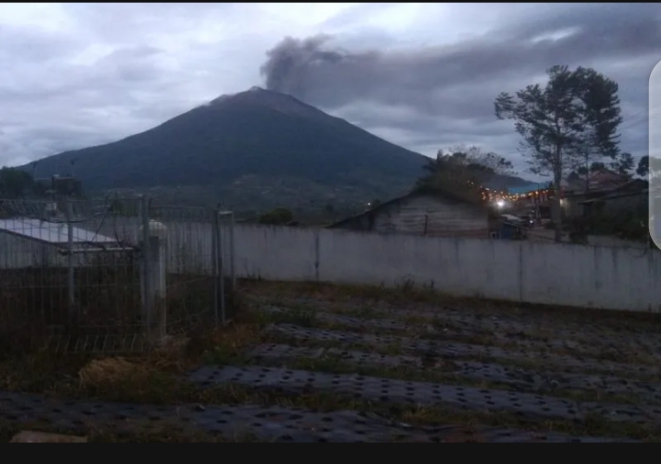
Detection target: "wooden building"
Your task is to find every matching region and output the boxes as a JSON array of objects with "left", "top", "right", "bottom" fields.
[
  {"left": 562, "top": 179, "right": 648, "bottom": 219},
  {"left": 328, "top": 190, "right": 492, "bottom": 238}
]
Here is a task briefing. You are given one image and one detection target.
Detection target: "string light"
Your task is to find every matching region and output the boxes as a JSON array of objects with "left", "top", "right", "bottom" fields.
[{"left": 450, "top": 177, "right": 556, "bottom": 206}]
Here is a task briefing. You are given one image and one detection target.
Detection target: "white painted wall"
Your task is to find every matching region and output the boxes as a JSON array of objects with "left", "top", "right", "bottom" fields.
[
  {"left": 230, "top": 224, "right": 661, "bottom": 313},
  {"left": 3, "top": 221, "right": 660, "bottom": 312}
]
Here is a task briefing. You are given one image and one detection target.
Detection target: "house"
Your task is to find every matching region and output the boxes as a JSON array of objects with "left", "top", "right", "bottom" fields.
[
  {"left": 562, "top": 179, "right": 648, "bottom": 219},
  {"left": 34, "top": 175, "right": 83, "bottom": 198},
  {"left": 581, "top": 182, "right": 648, "bottom": 218},
  {"left": 562, "top": 169, "right": 630, "bottom": 196},
  {"left": 0, "top": 217, "right": 126, "bottom": 269},
  {"left": 327, "top": 190, "right": 493, "bottom": 238}
]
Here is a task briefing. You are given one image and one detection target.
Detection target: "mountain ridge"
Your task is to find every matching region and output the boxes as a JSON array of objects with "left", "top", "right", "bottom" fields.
[{"left": 19, "top": 87, "right": 533, "bottom": 212}]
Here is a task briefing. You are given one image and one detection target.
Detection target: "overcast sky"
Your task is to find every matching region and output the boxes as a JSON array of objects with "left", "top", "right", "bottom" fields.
[{"left": 1, "top": 3, "right": 659, "bottom": 179}]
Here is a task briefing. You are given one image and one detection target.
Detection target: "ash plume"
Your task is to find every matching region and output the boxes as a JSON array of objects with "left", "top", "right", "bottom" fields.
[
  {"left": 258, "top": 4, "right": 661, "bottom": 118},
  {"left": 260, "top": 35, "right": 347, "bottom": 101}
]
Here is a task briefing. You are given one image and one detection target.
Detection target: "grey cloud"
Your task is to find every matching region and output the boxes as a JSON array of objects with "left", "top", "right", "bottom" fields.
[
  {"left": 261, "top": 3, "right": 661, "bottom": 164},
  {"left": 1, "top": 3, "right": 659, "bottom": 180},
  {"left": 1, "top": 3, "right": 305, "bottom": 167},
  {"left": 62, "top": 3, "right": 238, "bottom": 45},
  {"left": 0, "top": 24, "right": 80, "bottom": 62}
]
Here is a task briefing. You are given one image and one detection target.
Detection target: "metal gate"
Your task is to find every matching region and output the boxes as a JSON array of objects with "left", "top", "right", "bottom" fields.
[{"left": 0, "top": 196, "right": 236, "bottom": 354}]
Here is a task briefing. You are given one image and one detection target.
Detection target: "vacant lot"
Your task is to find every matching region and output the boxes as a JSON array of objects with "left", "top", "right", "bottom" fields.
[{"left": 1, "top": 280, "right": 660, "bottom": 442}]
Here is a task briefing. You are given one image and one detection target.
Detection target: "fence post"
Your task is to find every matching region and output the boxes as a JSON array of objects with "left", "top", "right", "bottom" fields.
[
  {"left": 229, "top": 211, "right": 235, "bottom": 288},
  {"left": 219, "top": 212, "right": 226, "bottom": 326},
  {"left": 65, "top": 198, "right": 76, "bottom": 330},
  {"left": 211, "top": 207, "right": 220, "bottom": 327},
  {"left": 140, "top": 196, "right": 151, "bottom": 342},
  {"left": 153, "top": 222, "right": 167, "bottom": 342},
  {"left": 140, "top": 199, "right": 168, "bottom": 344}
]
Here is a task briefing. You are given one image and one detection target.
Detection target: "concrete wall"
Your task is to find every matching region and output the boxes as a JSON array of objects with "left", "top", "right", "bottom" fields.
[
  {"left": 230, "top": 224, "right": 661, "bottom": 313},
  {"left": 4, "top": 220, "right": 660, "bottom": 312}
]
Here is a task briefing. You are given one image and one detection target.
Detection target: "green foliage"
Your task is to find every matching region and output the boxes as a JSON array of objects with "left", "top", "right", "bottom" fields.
[
  {"left": 495, "top": 65, "right": 622, "bottom": 241},
  {"left": 258, "top": 208, "right": 294, "bottom": 225},
  {"left": 637, "top": 156, "right": 649, "bottom": 177},
  {"left": 109, "top": 197, "right": 138, "bottom": 217},
  {"left": 0, "top": 167, "right": 35, "bottom": 199},
  {"left": 611, "top": 152, "right": 634, "bottom": 177},
  {"left": 416, "top": 146, "right": 514, "bottom": 206},
  {"left": 588, "top": 211, "right": 649, "bottom": 242}
]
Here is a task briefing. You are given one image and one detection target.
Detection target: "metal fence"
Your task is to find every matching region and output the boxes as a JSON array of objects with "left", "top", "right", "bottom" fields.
[{"left": 0, "top": 196, "right": 235, "bottom": 354}]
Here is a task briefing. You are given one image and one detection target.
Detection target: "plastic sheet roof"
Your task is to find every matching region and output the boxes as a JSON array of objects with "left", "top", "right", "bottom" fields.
[{"left": 0, "top": 218, "right": 116, "bottom": 245}]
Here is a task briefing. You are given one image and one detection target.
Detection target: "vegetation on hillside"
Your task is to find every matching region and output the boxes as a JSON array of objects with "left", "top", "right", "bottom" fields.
[
  {"left": 19, "top": 89, "right": 535, "bottom": 217},
  {"left": 22, "top": 89, "right": 429, "bottom": 201},
  {"left": 258, "top": 208, "right": 294, "bottom": 225},
  {"left": 0, "top": 167, "right": 37, "bottom": 199}
]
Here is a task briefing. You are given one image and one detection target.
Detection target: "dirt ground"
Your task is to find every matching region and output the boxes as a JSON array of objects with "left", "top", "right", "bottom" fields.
[{"left": 1, "top": 280, "right": 660, "bottom": 442}]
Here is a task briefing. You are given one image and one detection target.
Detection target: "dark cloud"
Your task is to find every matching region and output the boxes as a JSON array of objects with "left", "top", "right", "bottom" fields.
[
  {"left": 261, "top": 3, "right": 661, "bottom": 164},
  {"left": 2, "top": 3, "right": 659, "bottom": 179}
]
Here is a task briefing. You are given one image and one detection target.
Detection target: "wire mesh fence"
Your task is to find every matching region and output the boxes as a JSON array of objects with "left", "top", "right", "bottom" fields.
[{"left": 0, "top": 196, "right": 235, "bottom": 355}]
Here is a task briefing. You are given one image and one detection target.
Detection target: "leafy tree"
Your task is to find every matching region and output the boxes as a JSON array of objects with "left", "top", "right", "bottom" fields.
[
  {"left": 637, "top": 155, "right": 649, "bottom": 177},
  {"left": 494, "top": 65, "right": 622, "bottom": 242},
  {"left": 570, "top": 67, "right": 622, "bottom": 184},
  {"left": 108, "top": 196, "right": 138, "bottom": 217},
  {"left": 569, "top": 161, "right": 623, "bottom": 188},
  {"left": 423, "top": 145, "right": 514, "bottom": 177},
  {"left": 611, "top": 152, "right": 634, "bottom": 178},
  {"left": 417, "top": 145, "right": 515, "bottom": 205},
  {"left": 0, "top": 167, "right": 36, "bottom": 199},
  {"left": 258, "top": 208, "right": 294, "bottom": 225}
]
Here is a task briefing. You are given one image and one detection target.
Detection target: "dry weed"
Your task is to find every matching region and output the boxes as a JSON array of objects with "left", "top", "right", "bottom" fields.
[{"left": 78, "top": 357, "right": 155, "bottom": 389}]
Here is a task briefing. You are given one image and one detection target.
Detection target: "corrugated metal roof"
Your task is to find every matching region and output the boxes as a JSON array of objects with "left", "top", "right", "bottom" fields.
[{"left": 0, "top": 218, "right": 116, "bottom": 245}]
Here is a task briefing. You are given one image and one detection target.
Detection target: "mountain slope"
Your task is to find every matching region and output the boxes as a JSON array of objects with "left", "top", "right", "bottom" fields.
[
  {"left": 24, "top": 88, "right": 428, "bottom": 194},
  {"left": 22, "top": 87, "right": 533, "bottom": 212}
]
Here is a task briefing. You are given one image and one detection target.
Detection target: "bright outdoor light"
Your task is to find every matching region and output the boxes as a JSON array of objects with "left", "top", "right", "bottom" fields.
[{"left": 496, "top": 200, "right": 505, "bottom": 208}]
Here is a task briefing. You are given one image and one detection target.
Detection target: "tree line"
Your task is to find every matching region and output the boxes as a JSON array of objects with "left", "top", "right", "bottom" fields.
[
  {"left": 494, "top": 65, "right": 645, "bottom": 242},
  {"left": 415, "top": 64, "right": 650, "bottom": 243}
]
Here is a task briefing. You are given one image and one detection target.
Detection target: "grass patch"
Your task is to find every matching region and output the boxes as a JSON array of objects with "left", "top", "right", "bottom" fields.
[
  {"left": 260, "top": 327, "right": 661, "bottom": 383},
  {"left": 248, "top": 295, "right": 661, "bottom": 366},
  {"left": 238, "top": 279, "right": 661, "bottom": 332}
]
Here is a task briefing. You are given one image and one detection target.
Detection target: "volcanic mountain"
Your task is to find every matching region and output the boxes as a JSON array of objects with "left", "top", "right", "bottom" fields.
[
  {"left": 23, "top": 87, "right": 436, "bottom": 209},
  {"left": 23, "top": 87, "right": 533, "bottom": 213}
]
